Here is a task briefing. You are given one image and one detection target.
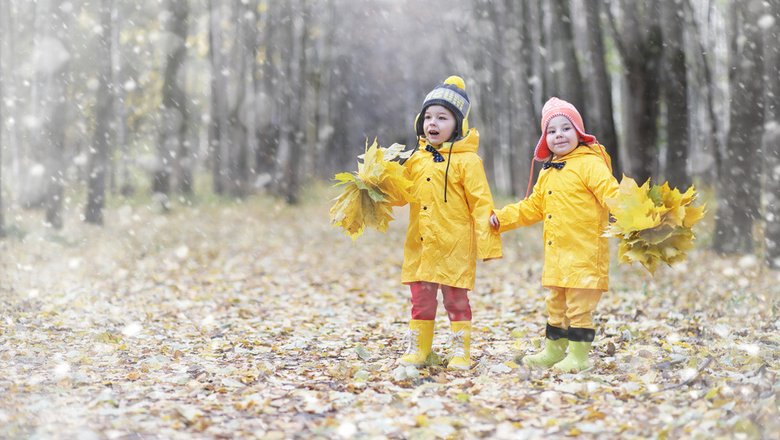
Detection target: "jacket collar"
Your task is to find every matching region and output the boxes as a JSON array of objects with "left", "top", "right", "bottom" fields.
[
  {"left": 418, "top": 128, "right": 479, "bottom": 155},
  {"left": 553, "top": 143, "right": 612, "bottom": 171}
]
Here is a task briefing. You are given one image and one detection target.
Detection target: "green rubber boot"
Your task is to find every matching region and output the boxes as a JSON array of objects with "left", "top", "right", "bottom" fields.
[
  {"left": 522, "top": 324, "right": 568, "bottom": 369},
  {"left": 552, "top": 327, "right": 595, "bottom": 373}
]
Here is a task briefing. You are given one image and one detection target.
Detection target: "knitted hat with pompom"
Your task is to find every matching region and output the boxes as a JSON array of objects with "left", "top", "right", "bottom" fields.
[
  {"left": 415, "top": 75, "right": 471, "bottom": 141},
  {"left": 533, "top": 97, "right": 596, "bottom": 162}
]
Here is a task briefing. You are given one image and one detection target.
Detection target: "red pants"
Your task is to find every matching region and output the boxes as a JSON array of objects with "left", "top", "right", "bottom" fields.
[{"left": 409, "top": 281, "right": 471, "bottom": 321}]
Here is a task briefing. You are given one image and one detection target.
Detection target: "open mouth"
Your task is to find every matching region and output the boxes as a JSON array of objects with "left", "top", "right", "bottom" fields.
[{"left": 428, "top": 130, "right": 440, "bottom": 136}]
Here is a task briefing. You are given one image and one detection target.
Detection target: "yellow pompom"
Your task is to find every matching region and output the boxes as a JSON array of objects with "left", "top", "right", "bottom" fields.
[{"left": 444, "top": 75, "right": 466, "bottom": 91}]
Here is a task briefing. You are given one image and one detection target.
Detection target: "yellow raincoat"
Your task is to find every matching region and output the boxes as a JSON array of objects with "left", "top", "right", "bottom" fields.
[
  {"left": 495, "top": 144, "right": 619, "bottom": 290},
  {"left": 395, "top": 128, "right": 502, "bottom": 290}
]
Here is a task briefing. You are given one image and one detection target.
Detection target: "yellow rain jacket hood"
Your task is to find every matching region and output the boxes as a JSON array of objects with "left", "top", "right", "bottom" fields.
[
  {"left": 395, "top": 128, "right": 502, "bottom": 290},
  {"left": 495, "top": 144, "right": 619, "bottom": 290}
]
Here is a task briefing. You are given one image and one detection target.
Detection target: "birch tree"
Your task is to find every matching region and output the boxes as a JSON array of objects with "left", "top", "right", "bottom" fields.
[
  {"left": 155, "top": 0, "right": 189, "bottom": 196},
  {"left": 85, "top": 0, "right": 113, "bottom": 224},
  {"left": 40, "top": 0, "right": 71, "bottom": 229},
  {"left": 112, "top": 2, "right": 132, "bottom": 196},
  {"left": 209, "top": 1, "right": 229, "bottom": 194}
]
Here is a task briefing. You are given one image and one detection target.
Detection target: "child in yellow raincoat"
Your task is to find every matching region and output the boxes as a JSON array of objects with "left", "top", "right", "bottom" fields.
[
  {"left": 490, "top": 97, "right": 619, "bottom": 373},
  {"left": 391, "top": 76, "right": 502, "bottom": 370}
]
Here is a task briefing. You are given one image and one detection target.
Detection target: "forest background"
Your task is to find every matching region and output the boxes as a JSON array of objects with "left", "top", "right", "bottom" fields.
[
  {"left": 0, "top": 0, "right": 778, "bottom": 438},
  {"left": 0, "top": 0, "right": 778, "bottom": 263}
]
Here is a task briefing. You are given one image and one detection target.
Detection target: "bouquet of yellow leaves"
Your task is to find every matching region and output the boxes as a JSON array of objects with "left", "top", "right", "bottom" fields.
[
  {"left": 603, "top": 176, "right": 706, "bottom": 274},
  {"left": 329, "top": 140, "right": 414, "bottom": 239}
]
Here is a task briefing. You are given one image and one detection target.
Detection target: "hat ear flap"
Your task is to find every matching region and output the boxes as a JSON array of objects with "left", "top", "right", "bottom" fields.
[
  {"left": 461, "top": 118, "right": 469, "bottom": 137},
  {"left": 414, "top": 112, "right": 424, "bottom": 137}
]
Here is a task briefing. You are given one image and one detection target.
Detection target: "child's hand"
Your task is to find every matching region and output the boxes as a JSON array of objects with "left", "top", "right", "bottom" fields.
[{"left": 489, "top": 213, "right": 500, "bottom": 230}]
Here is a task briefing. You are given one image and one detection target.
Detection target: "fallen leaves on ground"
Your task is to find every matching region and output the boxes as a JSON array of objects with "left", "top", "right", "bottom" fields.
[{"left": 0, "top": 185, "right": 777, "bottom": 439}]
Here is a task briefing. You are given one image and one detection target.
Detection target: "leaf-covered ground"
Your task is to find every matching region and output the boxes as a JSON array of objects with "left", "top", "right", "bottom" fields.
[{"left": 1, "top": 187, "right": 778, "bottom": 439}]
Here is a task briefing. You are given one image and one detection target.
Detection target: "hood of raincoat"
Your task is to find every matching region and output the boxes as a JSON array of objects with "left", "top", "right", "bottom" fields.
[{"left": 553, "top": 142, "right": 612, "bottom": 171}]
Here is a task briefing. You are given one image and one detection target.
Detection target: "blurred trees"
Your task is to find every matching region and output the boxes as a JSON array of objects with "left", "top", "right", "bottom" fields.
[
  {"left": 763, "top": 0, "right": 780, "bottom": 268},
  {"left": 155, "top": 0, "right": 190, "bottom": 199},
  {"left": 581, "top": 0, "right": 620, "bottom": 179},
  {"left": 39, "top": 0, "right": 70, "bottom": 229},
  {"left": 608, "top": 1, "right": 663, "bottom": 184},
  {"left": 85, "top": 0, "right": 114, "bottom": 224},
  {"left": 0, "top": 0, "right": 4, "bottom": 236},
  {"left": 714, "top": 0, "right": 766, "bottom": 254},
  {"left": 0, "top": 0, "right": 777, "bottom": 265},
  {"left": 660, "top": 0, "right": 690, "bottom": 189}
]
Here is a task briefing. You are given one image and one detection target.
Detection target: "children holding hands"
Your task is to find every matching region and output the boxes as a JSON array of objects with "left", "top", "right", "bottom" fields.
[
  {"left": 335, "top": 80, "right": 647, "bottom": 375},
  {"left": 333, "top": 76, "right": 703, "bottom": 376}
]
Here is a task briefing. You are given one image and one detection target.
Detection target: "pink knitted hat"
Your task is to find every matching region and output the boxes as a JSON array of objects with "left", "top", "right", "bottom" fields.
[{"left": 533, "top": 97, "right": 596, "bottom": 162}]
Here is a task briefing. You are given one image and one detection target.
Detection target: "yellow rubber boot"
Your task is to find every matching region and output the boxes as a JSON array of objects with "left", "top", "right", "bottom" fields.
[
  {"left": 399, "top": 320, "right": 435, "bottom": 366},
  {"left": 522, "top": 324, "right": 569, "bottom": 369},
  {"left": 447, "top": 321, "right": 471, "bottom": 370}
]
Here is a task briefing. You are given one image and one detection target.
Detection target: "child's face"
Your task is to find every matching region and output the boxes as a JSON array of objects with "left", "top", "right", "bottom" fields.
[
  {"left": 423, "top": 105, "right": 456, "bottom": 146},
  {"left": 545, "top": 115, "right": 579, "bottom": 157}
]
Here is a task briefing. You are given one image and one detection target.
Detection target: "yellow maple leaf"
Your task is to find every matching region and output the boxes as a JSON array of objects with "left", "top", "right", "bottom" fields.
[
  {"left": 605, "top": 176, "right": 661, "bottom": 234},
  {"left": 683, "top": 204, "right": 706, "bottom": 228}
]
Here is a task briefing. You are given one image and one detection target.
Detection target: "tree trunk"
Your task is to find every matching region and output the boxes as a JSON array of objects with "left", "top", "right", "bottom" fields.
[
  {"left": 226, "top": 5, "right": 251, "bottom": 198},
  {"left": 0, "top": 2, "right": 22, "bottom": 213},
  {"left": 509, "top": 2, "right": 537, "bottom": 197},
  {"left": 1, "top": 3, "right": 20, "bottom": 208},
  {"left": 171, "top": 0, "right": 193, "bottom": 196},
  {"left": 0, "top": 0, "right": 5, "bottom": 237},
  {"left": 549, "top": 0, "right": 586, "bottom": 114},
  {"left": 42, "top": 0, "right": 70, "bottom": 229},
  {"left": 243, "top": 0, "right": 260, "bottom": 190},
  {"left": 661, "top": 0, "right": 690, "bottom": 189},
  {"left": 609, "top": 1, "right": 663, "bottom": 183},
  {"left": 582, "top": 0, "right": 620, "bottom": 178},
  {"left": 155, "top": 0, "right": 189, "bottom": 197},
  {"left": 209, "top": 1, "right": 228, "bottom": 194},
  {"left": 484, "top": 0, "right": 512, "bottom": 195},
  {"left": 279, "top": 0, "right": 306, "bottom": 204},
  {"left": 713, "top": 0, "right": 765, "bottom": 254},
  {"left": 682, "top": 0, "right": 721, "bottom": 186},
  {"left": 112, "top": 2, "right": 133, "bottom": 196},
  {"left": 256, "top": 0, "right": 279, "bottom": 179},
  {"left": 763, "top": 0, "right": 780, "bottom": 267},
  {"left": 85, "top": 0, "right": 114, "bottom": 225},
  {"left": 327, "top": 55, "right": 351, "bottom": 174}
]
